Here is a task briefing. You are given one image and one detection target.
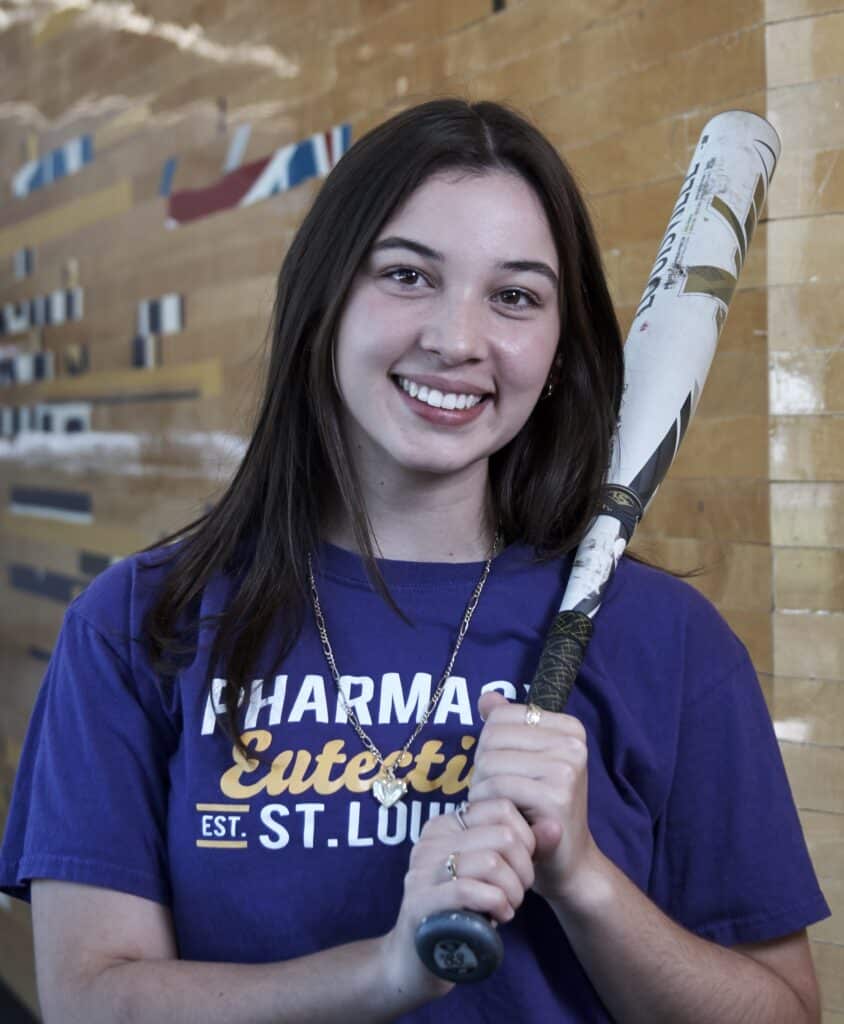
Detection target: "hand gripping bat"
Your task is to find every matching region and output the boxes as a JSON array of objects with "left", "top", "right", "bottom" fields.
[{"left": 414, "top": 110, "right": 782, "bottom": 983}]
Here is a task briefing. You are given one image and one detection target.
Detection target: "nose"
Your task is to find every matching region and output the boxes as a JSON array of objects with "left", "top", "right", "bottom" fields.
[{"left": 419, "top": 289, "right": 487, "bottom": 364}]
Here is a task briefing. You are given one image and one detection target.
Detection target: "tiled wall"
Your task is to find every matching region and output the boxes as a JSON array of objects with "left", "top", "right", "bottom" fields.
[
  {"left": 0, "top": 1, "right": 839, "bottom": 1018},
  {"left": 765, "top": 3, "right": 844, "bottom": 1018}
]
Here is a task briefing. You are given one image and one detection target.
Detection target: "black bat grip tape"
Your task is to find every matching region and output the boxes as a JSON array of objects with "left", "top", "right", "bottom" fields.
[{"left": 414, "top": 610, "right": 594, "bottom": 983}]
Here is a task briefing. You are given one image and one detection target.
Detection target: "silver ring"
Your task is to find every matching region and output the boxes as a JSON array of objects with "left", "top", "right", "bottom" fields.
[
  {"left": 455, "top": 800, "right": 470, "bottom": 831},
  {"left": 525, "top": 703, "right": 542, "bottom": 727},
  {"left": 445, "top": 852, "right": 458, "bottom": 881}
]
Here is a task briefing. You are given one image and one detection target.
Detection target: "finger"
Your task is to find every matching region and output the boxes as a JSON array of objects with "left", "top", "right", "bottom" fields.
[
  {"left": 448, "top": 798, "right": 536, "bottom": 856},
  {"left": 408, "top": 873, "right": 516, "bottom": 925},
  {"left": 438, "top": 847, "right": 530, "bottom": 911},
  {"left": 478, "top": 689, "right": 511, "bottom": 721},
  {"left": 472, "top": 749, "right": 581, "bottom": 788},
  {"left": 414, "top": 822, "right": 535, "bottom": 891},
  {"left": 476, "top": 724, "right": 588, "bottom": 756},
  {"left": 481, "top": 701, "right": 587, "bottom": 738},
  {"left": 468, "top": 774, "right": 575, "bottom": 828}
]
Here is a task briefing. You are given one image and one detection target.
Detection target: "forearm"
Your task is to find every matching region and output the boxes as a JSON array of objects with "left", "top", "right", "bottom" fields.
[
  {"left": 550, "top": 850, "right": 812, "bottom": 1024},
  {"left": 52, "top": 936, "right": 422, "bottom": 1024}
]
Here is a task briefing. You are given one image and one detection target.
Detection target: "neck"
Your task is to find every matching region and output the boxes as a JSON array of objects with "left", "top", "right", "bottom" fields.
[{"left": 322, "top": 463, "right": 496, "bottom": 563}]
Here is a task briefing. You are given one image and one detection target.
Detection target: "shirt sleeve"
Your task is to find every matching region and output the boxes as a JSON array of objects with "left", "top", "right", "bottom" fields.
[
  {"left": 0, "top": 607, "right": 175, "bottom": 905},
  {"left": 651, "top": 646, "right": 830, "bottom": 946}
]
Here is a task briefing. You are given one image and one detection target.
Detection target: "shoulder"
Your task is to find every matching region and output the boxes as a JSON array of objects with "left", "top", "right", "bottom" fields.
[
  {"left": 597, "top": 555, "right": 752, "bottom": 697},
  {"left": 68, "top": 544, "right": 180, "bottom": 641}
]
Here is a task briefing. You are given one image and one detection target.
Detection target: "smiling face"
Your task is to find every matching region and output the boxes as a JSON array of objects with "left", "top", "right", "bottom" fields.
[{"left": 333, "top": 169, "right": 562, "bottom": 498}]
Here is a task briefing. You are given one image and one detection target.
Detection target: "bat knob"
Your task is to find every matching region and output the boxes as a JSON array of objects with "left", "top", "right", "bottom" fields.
[{"left": 415, "top": 909, "right": 503, "bottom": 983}]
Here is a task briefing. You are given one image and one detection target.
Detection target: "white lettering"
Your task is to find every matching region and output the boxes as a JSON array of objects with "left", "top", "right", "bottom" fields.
[
  {"left": 481, "top": 680, "right": 517, "bottom": 700},
  {"left": 296, "top": 803, "right": 324, "bottom": 849},
  {"left": 347, "top": 801, "right": 374, "bottom": 846},
  {"left": 259, "top": 804, "right": 290, "bottom": 850},
  {"left": 378, "top": 672, "right": 433, "bottom": 724},
  {"left": 377, "top": 802, "right": 407, "bottom": 845},
  {"left": 335, "top": 675, "right": 374, "bottom": 724},
  {"left": 432, "top": 676, "right": 472, "bottom": 725},
  {"left": 243, "top": 675, "right": 288, "bottom": 729},
  {"left": 288, "top": 674, "right": 329, "bottom": 723}
]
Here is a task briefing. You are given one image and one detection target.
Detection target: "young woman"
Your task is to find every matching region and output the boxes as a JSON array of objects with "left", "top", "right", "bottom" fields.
[{"left": 0, "top": 100, "right": 828, "bottom": 1023}]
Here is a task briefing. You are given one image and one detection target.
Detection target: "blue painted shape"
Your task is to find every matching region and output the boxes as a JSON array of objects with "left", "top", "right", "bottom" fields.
[
  {"left": 339, "top": 123, "right": 352, "bottom": 152},
  {"left": 10, "top": 486, "right": 92, "bottom": 515},
  {"left": 288, "top": 139, "right": 319, "bottom": 190},
  {"left": 159, "top": 156, "right": 177, "bottom": 197},
  {"left": 81, "top": 134, "right": 94, "bottom": 163},
  {"left": 9, "top": 564, "right": 87, "bottom": 604},
  {"left": 53, "top": 148, "right": 67, "bottom": 181},
  {"left": 29, "top": 162, "right": 45, "bottom": 192}
]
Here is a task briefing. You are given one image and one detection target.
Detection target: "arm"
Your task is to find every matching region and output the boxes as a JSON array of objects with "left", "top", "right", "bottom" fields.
[
  {"left": 470, "top": 692, "right": 822, "bottom": 1024},
  {"left": 550, "top": 848, "right": 821, "bottom": 1024},
  {"left": 32, "top": 798, "right": 535, "bottom": 1024},
  {"left": 33, "top": 881, "right": 399, "bottom": 1024}
]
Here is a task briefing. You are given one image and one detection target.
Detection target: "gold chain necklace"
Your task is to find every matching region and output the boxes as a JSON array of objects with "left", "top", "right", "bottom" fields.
[{"left": 307, "top": 530, "right": 500, "bottom": 808}]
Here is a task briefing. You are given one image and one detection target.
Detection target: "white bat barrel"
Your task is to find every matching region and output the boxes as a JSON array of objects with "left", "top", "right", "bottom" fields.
[{"left": 561, "top": 111, "right": 781, "bottom": 618}]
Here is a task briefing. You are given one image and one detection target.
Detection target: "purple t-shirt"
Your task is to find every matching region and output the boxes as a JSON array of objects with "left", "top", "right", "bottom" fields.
[{"left": 0, "top": 541, "right": 829, "bottom": 1021}]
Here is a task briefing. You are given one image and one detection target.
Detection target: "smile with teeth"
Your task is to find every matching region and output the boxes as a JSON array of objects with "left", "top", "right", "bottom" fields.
[{"left": 395, "top": 375, "right": 488, "bottom": 411}]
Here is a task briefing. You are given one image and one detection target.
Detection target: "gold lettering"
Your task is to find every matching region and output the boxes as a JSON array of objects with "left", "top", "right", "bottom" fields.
[
  {"left": 406, "top": 740, "right": 446, "bottom": 793},
  {"left": 344, "top": 750, "right": 378, "bottom": 792},
  {"left": 218, "top": 734, "right": 481, "bottom": 799},
  {"left": 308, "top": 739, "right": 349, "bottom": 795},
  {"left": 269, "top": 749, "right": 313, "bottom": 796},
  {"left": 438, "top": 735, "right": 477, "bottom": 795},
  {"left": 219, "top": 729, "right": 273, "bottom": 798}
]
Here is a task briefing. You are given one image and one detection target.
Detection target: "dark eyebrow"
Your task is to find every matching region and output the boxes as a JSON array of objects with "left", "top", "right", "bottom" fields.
[
  {"left": 371, "top": 237, "right": 559, "bottom": 288},
  {"left": 371, "top": 236, "right": 444, "bottom": 261},
  {"left": 498, "top": 260, "right": 559, "bottom": 288}
]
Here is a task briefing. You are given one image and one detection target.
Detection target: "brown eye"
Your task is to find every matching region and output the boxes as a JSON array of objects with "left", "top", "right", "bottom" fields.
[
  {"left": 496, "top": 288, "right": 538, "bottom": 307},
  {"left": 388, "top": 267, "right": 423, "bottom": 286}
]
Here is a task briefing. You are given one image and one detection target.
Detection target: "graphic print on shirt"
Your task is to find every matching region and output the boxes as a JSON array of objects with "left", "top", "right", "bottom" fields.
[{"left": 193, "top": 670, "right": 528, "bottom": 855}]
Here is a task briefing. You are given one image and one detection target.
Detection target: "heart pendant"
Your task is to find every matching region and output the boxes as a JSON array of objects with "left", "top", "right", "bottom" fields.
[{"left": 372, "top": 771, "right": 407, "bottom": 808}]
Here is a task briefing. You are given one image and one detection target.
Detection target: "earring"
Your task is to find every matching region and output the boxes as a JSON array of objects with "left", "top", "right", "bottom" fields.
[{"left": 542, "top": 377, "right": 555, "bottom": 400}]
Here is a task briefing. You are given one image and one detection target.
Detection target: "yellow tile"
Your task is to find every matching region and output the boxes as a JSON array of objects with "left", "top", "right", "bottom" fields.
[
  {"left": 766, "top": 0, "right": 844, "bottom": 20},
  {"left": 671, "top": 415, "right": 769, "bottom": 479},
  {"left": 806, "top": 874, "right": 842, "bottom": 943},
  {"left": 768, "top": 146, "right": 844, "bottom": 219},
  {"left": 801, "top": 810, "right": 844, "bottom": 879},
  {"left": 781, "top": 740, "right": 844, "bottom": 814},
  {"left": 535, "top": 26, "right": 764, "bottom": 147},
  {"left": 766, "top": 11, "right": 844, "bottom": 88},
  {"left": 768, "top": 216, "right": 844, "bottom": 287},
  {"left": 768, "top": 77, "right": 844, "bottom": 153},
  {"left": 629, "top": 538, "right": 772, "bottom": 612},
  {"left": 770, "top": 416, "right": 844, "bottom": 482},
  {"left": 775, "top": 548, "right": 844, "bottom": 611},
  {"left": 771, "top": 351, "right": 844, "bottom": 415},
  {"left": 637, "top": 477, "right": 770, "bottom": 544},
  {"left": 694, "top": 350, "right": 768, "bottom": 418},
  {"left": 335, "top": 0, "right": 488, "bottom": 73},
  {"left": 811, "top": 939, "right": 844, "bottom": 1010},
  {"left": 0, "top": 903, "right": 38, "bottom": 1015},
  {"left": 442, "top": 0, "right": 646, "bottom": 78},
  {"left": 32, "top": 6, "right": 82, "bottom": 46},
  {"left": 720, "top": 609, "right": 773, "bottom": 673},
  {"left": 774, "top": 611, "right": 844, "bottom": 679},
  {"left": 10, "top": 358, "right": 223, "bottom": 404},
  {"left": 771, "top": 482, "right": 844, "bottom": 547},
  {"left": 769, "top": 283, "right": 844, "bottom": 351},
  {"left": 770, "top": 676, "right": 844, "bottom": 745},
  {"left": 0, "top": 180, "right": 134, "bottom": 259}
]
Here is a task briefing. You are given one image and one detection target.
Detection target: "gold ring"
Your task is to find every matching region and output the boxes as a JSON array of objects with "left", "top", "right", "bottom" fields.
[
  {"left": 455, "top": 800, "right": 470, "bottom": 831},
  {"left": 525, "top": 703, "right": 542, "bottom": 727},
  {"left": 446, "top": 852, "right": 458, "bottom": 881}
]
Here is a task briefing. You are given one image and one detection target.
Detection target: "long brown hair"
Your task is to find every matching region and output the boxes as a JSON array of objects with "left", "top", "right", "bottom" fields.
[{"left": 143, "top": 99, "right": 625, "bottom": 752}]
